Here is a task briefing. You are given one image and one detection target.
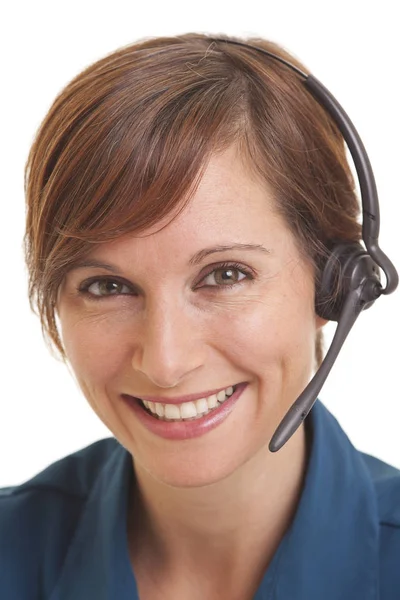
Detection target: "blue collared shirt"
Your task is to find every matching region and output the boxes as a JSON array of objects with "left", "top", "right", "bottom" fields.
[{"left": 1, "top": 400, "right": 400, "bottom": 599}]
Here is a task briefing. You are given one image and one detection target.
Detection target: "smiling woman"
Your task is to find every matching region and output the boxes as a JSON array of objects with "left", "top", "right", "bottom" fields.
[
  {"left": 1, "top": 32, "right": 400, "bottom": 600},
  {"left": 57, "top": 145, "right": 320, "bottom": 473}
]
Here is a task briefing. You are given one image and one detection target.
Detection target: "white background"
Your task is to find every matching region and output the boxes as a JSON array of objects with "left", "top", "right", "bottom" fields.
[{"left": 1, "top": 0, "right": 399, "bottom": 486}]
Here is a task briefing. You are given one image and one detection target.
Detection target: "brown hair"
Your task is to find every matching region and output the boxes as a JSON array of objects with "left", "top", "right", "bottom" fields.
[{"left": 24, "top": 33, "right": 362, "bottom": 367}]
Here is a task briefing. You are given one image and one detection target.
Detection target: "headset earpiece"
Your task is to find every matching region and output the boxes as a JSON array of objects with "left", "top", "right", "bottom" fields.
[{"left": 315, "top": 242, "right": 382, "bottom": 322}]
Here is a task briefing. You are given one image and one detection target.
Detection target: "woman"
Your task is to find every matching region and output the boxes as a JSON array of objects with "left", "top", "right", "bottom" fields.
[{"left": 1, "top": 33, "right": 399, "bottom": 599}]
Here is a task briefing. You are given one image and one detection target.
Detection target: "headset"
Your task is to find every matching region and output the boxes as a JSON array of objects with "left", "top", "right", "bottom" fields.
[{"left": 211, "top": 38, "right": 399, "bottom": 452}]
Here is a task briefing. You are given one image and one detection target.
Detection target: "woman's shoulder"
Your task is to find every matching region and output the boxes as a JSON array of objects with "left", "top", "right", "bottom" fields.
[
  {"left": 360, "top": 451, "right": 400, "bottom": 598},
  {"left": 0, "top": 437, "right": 119, "bottom": 599},
  {"left": 360, "top": 450, "right": 400, "bottom": 525}
]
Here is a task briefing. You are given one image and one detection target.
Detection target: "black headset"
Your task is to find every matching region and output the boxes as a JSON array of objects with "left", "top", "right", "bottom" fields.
[{"left": 211, "top": 38, "right": 399, "bottom": 452}]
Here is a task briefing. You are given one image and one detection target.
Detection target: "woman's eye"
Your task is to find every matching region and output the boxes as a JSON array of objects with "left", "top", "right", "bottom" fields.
[
  {"left": 81, "top": 279, "right": 133, "bottom": 298},
  {"left": 201, "top": 265, "right": 250, "bottom": 287},
  {"left": 78, "top": 264, "right": 253, "bottom": 301}
]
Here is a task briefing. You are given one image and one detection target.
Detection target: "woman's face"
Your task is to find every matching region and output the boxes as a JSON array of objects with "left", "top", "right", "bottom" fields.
[{"left": 57, "top": 145, "right": 325, "bottom": 488}]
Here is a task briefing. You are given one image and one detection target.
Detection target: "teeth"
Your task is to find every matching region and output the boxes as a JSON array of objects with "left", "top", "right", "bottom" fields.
[
  {"left": 180, "top": 402, "right": 198, "bottom": 419},
  {"left": 217, "top": 390, "right": 226, "bottom": 402},
  {"left": 207, "top": 394, "right": 218, "bottom": 410},
  {"left": 164, "top": 404, "right": 181, "bottom": 420},
  {"left": 196, "top": 398, "right": 209, "bottom": 413},
  {"left": 155, "top": 403, "right": 164, "bottom": 418},
  {"left": 142, "top": 385, "right": 237, "bottom": 421}
]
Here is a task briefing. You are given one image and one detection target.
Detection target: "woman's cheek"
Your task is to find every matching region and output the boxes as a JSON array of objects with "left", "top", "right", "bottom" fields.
[
  {"left": 221, "top": 289, "right": 315, "bottom": 375},
  {"left": 62, "top": 313, "right": 130, "bottom": 384}
]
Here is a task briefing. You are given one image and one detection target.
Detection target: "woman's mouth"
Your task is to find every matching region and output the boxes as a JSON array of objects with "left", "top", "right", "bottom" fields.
[
  {"left": 122, "top": 382, "right": 248, "bottom": 441},
  {"left": 138, "top": 384, "right": 237, "bottom": 422}
]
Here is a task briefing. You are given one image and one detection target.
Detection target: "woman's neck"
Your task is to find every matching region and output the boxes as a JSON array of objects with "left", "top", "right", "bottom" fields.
[{"left": 127, "top": 422, "right": 309, "bottom": 596}]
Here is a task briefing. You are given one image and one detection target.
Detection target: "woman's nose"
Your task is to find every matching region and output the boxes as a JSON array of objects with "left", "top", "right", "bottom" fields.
[{"left": 130, "top": 299, "right": 204, "bottom": 388}]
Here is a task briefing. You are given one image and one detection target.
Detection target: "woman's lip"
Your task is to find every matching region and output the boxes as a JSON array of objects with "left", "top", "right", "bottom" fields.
[
  {"left": 121, "top": 382, "right": 248, "bottom": 441},
  {"left": 129, "top": 383, "right": 242, "bottom": 405}
]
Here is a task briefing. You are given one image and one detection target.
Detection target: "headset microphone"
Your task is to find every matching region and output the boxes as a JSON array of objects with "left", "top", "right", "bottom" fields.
[{"left": 212, "top": 38, "right": 399, "bottom": 452}]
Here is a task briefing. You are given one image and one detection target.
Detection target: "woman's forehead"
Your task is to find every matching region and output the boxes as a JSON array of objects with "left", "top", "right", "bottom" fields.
[
  {"left": 75, "top": 147, "right": 290, "bottom": 265},
  {"left": 83, "top": 205, "right": 291, "bottom": 272},
  {"left": 131, "top": 149, "right": 280, "bottom": 236}
]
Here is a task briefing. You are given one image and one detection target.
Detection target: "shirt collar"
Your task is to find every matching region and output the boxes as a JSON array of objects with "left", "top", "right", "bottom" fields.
[
  {"left": 49, "top": 440, "right": 137, "bottom": 600},
  {"left": 257, "top": 400, "right": 380, "bottom": 599},
  {"left": 50, "top": 400, "right": 379, "bottom": 600}
]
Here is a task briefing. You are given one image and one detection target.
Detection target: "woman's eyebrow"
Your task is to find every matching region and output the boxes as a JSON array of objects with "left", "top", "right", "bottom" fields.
[
  {"left": 188, "top": 244, "right": 271, "bottom": 266},
  {"left": 67, "top": 260, "right": 123, "bottom": 274},
  {"left": 67, "top": 244, "right": 271, "bottom": 274}
]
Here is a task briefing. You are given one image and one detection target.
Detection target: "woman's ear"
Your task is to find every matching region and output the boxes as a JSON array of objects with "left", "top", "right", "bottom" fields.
[{"left": 315, "top": 315, "right": 329, "bottom": 330}]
